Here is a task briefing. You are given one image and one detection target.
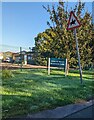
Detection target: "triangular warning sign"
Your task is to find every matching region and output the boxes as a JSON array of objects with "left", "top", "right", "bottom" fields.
[{"left": 67, "top": 11, "right": 81, "bottom": 30}]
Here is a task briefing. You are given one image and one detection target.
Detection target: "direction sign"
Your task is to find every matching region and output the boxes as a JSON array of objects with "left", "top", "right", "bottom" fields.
[{"left": 67, "top": 11, "right": 81, "bottom": 30}]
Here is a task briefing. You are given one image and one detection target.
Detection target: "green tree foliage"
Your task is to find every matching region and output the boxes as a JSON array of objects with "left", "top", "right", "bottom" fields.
[{"left": 34, "top": 1, "right": 93, "bottom": 69}]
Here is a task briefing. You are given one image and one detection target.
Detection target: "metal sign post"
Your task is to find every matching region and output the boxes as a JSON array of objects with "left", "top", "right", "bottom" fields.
[
  {"left": 48, "top": 57, "right": 50, "bottom": 75},
  {"left": 65, "top": 58, "right": 67, "bottom": 76},
  {"left": 74, "top": 29, "right": 83, "bottom": 84},
  {"left": 67, "top": 11, "right": 83, "bottom": 84}
]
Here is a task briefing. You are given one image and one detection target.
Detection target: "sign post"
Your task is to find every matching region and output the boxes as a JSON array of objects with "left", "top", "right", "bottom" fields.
[
  {"left": 48, "top": 57, "right": 50, "bottom": 75},
  {"left": 67, "top": 11, "right": 83, "bottom": 84},
  {"left": 65, "top": 58, "right": 67, "bottom": 76},
  {"left": 49, "top": 58, "right": 66, "bottom": 76},
  {"left": 74, "top": 29, "right": 82, "bottom": 84}
]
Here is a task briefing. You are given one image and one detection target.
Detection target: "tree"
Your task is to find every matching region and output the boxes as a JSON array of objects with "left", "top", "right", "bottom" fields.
[
  {"left": 34, "top": 1, "right": 93, "bottom": 72},
  {"left": 34, "top": 29, "right": 57, "bottom": 66}
]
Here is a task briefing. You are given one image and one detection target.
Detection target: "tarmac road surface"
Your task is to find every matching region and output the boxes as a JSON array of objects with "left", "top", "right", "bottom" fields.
[{"left": 65, "top": 104, "right": 94, "bottom": 118}]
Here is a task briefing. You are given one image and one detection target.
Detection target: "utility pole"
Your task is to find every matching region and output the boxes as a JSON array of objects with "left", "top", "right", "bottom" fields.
[{"left": 20, "top": 47, "right": 22, "bottom": 71}]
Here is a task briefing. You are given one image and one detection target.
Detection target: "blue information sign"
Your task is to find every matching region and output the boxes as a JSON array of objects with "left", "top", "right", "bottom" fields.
[{"left": 50, "top": 58, "right": 66, "bottom": 69}]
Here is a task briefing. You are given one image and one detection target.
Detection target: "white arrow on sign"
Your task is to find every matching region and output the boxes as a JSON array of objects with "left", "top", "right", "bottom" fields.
[{"left": 67, "top": 11, "right": 81, "bottom": 30}]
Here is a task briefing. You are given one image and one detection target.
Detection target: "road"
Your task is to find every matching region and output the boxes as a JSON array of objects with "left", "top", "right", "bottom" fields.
[{"left": 65, "top": 105, "right": 94, "bottom": 118}]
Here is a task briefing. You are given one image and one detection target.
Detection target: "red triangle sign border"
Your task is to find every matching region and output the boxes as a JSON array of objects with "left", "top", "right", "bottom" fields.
[{"left": 67, "top": 11, "right": 81, "bottom": 30}]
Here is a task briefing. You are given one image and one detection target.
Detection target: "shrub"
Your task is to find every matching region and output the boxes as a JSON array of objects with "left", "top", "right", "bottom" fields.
[{"left": 2, "top": 69, "right": 14, "bottom": 79}]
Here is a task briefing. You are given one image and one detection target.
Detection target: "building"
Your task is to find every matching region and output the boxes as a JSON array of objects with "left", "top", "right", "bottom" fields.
[
  {"left": 0, "top": 52, "right": 3, "bottom": 62},
  {"left": 1, "top": 47, "right": 35, "bottom": 65},
  {"left": 2, "top": 51, "right": 13, "bottom": 62}
]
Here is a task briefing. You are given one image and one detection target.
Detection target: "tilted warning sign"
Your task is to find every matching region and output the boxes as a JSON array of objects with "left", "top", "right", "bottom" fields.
[{"left": 67, "top": 11, "right": 81, "bottom": 30}]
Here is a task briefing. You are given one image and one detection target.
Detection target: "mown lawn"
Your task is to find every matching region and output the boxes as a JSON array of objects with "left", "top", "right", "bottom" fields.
[{"left": 0, "top": 68, "right": 94, "bottom": 118}]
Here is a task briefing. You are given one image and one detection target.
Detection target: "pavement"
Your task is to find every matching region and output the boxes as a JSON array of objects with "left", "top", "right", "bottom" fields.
[
  {"left": 2, "top": 100, "right": 94, "bottom": 120},
  {"left": 27, "top": 100, "right": 94, "bottom": 119}
]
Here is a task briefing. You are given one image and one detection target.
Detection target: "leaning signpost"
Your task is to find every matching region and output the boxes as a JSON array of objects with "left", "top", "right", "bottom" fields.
[{"left": 67, "top": 11, "right": 83, "bottom": 84}]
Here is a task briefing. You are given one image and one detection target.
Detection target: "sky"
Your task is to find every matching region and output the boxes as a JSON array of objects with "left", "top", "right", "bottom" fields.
[{"left": 1, "top": 1, "right": 92, "bottom": 52}]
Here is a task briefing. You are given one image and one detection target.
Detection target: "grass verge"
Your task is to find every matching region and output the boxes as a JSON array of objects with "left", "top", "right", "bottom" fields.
[{"left": 0, "top": 68, "right": 94, "bottom": 118}]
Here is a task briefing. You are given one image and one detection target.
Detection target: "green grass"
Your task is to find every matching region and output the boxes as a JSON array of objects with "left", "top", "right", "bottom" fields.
[{"left": 0, "top": 68, "right": 94, "bottom": 118}]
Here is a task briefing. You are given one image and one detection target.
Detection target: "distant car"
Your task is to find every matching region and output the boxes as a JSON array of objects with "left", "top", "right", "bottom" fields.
[{"left": 5, "top": 58, "right": 11, "bottom": 63}]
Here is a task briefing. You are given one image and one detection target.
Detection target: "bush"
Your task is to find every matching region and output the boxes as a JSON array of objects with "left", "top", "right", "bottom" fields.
[{"left": 2, "top": 69, "right": 14, "bottom": 79}]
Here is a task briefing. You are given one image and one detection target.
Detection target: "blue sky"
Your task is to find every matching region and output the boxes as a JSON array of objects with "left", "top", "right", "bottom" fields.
[{"left": 2, "top": 2, "right": 92, "bottom": 52}]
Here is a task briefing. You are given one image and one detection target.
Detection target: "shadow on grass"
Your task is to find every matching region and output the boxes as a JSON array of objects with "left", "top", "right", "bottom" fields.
[
  {"left": 69, "top": 69, "right": 93, "bottom": 76},
  {"left": 2, "top": 69, "right": 93, "bottom": 92},
  {"left": 82, "top": 70, "right": 94, "bottom": 75},
  {"left": 2, "top": 69, "right": 94, "bottom": 118},
  {"left": 2, "top": 95, "right": 31, "bottom": 118}
]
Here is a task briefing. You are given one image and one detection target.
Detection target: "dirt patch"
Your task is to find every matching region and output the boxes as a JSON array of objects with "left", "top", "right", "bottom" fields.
[{"left": 0, "top": 63, "right": 47, "bottom": 70}]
